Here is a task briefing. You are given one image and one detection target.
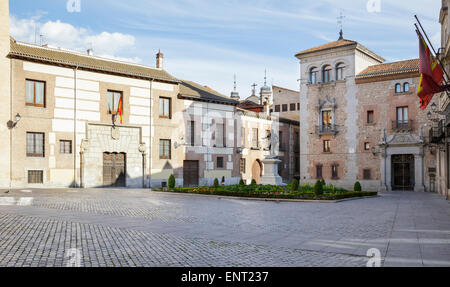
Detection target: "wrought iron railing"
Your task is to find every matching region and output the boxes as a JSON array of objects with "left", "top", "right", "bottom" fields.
[
  {"left": 316, "top": 124, "right": 339, "bottom": 135},
  {"left": 392, "top": 120, "right": 414, "bottom": 132}
]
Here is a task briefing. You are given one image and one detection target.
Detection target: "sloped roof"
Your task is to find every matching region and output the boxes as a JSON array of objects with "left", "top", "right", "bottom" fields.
[
  {"left": 178, "top": 80, "right": 239, "bottom": 105},
  {"left": 295, "top": 38, "right": 385, "bottom": 62},
  {"left": 9, "top": 38, "right": 179, "bottom": 83},
  {"left": 357, "top": 59, "right": 419, "bottom": 79}
]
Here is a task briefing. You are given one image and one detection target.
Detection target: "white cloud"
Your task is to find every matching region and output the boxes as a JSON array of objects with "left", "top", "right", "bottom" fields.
[{"left": 10, "top": 15, "right": 140, "bottom": 63}]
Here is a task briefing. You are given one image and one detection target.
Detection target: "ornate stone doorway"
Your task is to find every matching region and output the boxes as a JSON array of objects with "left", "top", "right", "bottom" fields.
[{"left": 103, "top": 152, "right": 127, "bottom": 187}]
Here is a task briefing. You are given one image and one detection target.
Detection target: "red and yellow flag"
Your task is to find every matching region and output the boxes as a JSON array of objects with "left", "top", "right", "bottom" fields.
[
  {"left": 117, "top": 96, "right": 123, "bottom": 124},
  {"left": 417, "top": 32, "right": 444, "bottom": 110}
]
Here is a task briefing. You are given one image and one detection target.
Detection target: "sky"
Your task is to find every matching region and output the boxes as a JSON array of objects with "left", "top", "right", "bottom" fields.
[{"left": 8, "top": 0, "right": 443, "bottom": 98}]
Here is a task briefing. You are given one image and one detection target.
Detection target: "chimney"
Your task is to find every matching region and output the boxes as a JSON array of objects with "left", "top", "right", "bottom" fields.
[
  {"left": 156, "top": 50, "right": 164, "bottom": 69},
  {"left": 87, "top": 48, "right": 94, "bottom": 56}
]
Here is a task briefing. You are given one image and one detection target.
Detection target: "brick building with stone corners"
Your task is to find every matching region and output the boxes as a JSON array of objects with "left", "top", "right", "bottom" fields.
[
  {"left": 271, "top": 86, "right": 300, "bottom": 121},
  {"left": 0, "top": 0, "right": 300, "bottom": 188},
  {"left": 296, "top": 34, "right": 438, "bottom": 192}
]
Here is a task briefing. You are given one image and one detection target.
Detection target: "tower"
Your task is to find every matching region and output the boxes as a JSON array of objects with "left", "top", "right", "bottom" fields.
[
  {"left": 260, "top": 70, "right": 272, "bottom": 106},
  {"left": 230, "top": 74, "right": 240, "bottom": 100},
  {"left": 156, "top": 50, "right": 164, "bottom": 69},
  {"left": 0, "top": 0, "right": 11, "bottom": 187}
]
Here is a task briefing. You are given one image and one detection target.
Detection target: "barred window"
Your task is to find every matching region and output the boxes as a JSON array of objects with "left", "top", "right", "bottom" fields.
[
  {"left": 28, "top": 170, "right": 43, "bottom": 184},
  {"left": 363, "top": 169, "right": 372, "bottom": 180},
  {"left": 160, "top": 139, "right": 171, "bottom": 159},
  {"left": 290, "top": 103, "right": 296, "bottom": 111},
  {"left": 316, "top": 165, "right": 323, "bottom": 179},
  {"left": 60, "top": 140, "right": 72, "bottom": 154},
  {"left": 332, "top": 164, "right": 339, "bottom": 179},
  {"left": 27, "top": 132, "right": 45, "bottom": 157},
  {"left": 217, "top": 157, "right": 224, "bottom": 169},
  {"left": 240, "top": 158, "right": 246, "bottom": 174}
]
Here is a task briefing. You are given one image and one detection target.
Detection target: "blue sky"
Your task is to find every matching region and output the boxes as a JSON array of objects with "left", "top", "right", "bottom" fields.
[{"left": 9, "top": 0, "right": 442, "bottom": 97}]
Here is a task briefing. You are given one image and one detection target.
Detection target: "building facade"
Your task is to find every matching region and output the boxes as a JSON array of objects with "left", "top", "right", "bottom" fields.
[
  {"left": 296, "top": 36, "right": 437, "bottom": 192},
  {"left": 271, "top": 86, "right": 300, "bottom": 121}
]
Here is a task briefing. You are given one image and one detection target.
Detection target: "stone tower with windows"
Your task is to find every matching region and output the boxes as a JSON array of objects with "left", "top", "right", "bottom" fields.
[{"left": 0, "top": 0, "right": 11, "bottom": 187}]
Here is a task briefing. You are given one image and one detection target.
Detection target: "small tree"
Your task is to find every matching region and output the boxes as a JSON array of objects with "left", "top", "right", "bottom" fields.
[
  {"left": 251, "top": 179, "right": 257, "bottom": 186},
  {"left": 239, "top": 179, "right": 246, "bottom": 186},
  {"left": 291, "top": 179, "right": 299, "bottom": 191},
  {"left": 168, "top": 174, "right": 176, "bottom": 189},
  {"left": 321, "top": 179, "right": 326, "bottom": 187},
  {"left": 314, "top": 180, "right": 324, "bottom": 196},
  {"left": 213, "top": 178, "right": 219, "bottom": 188},
  {"left": 221, "top": 176, "right": 226, "bottom": 186},
  {"left": 354, "top": 181, "right": 362, "bottom": 192}
]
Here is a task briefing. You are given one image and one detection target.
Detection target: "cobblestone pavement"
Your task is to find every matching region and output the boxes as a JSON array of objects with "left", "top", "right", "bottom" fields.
[{"left": 0, "top": 189, "right": 449, "bottom": 267}]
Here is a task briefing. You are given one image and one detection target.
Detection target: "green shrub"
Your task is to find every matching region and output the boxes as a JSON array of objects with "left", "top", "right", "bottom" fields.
[
  {"left": 251, "top": 179, "right": 257, "bottom": 186},
  {"left": 213, "top": 178, "right": 219, "bottom": 188},
  {"left": 321, "top": 179, "right": 326, "bottom": 187},
  {"left": 168, "top": 174, "right": 176, "bottom": 189},
  {"left": 239, "top": 179, "right": 246, "bottom": 186},
  {"left": 291, "top": 179, "right": 299, "bottom": 191},
  {"left": 314, "top": 180, "right": 324, "bottom": 196},
  {"left": 354, "top": 181, "right": 362, "bottom": 192}
]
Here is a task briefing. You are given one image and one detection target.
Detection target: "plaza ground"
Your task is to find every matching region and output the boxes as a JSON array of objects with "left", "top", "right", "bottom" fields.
[{"left": 0, "top": 188, "right": 449, "bottom": 267}]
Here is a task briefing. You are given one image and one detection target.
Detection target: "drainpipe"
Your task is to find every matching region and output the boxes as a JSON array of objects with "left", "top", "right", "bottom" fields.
[
  {"left": 148, "top": 79, "right": 153, "bottom": 188},
  {"left": 9, "top": 58, "right": 13, "bottom": 190},
  {"left": 73, "top": 66, "right": 78, "bottom": 187}
]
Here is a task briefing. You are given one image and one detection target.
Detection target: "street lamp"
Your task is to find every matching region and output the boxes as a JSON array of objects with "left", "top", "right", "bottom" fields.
[{"left": 7, "top": 113, "right": 21, "bottom": 129}]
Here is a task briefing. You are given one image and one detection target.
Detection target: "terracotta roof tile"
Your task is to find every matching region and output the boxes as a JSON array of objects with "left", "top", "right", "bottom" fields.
[
  {"left": 9, "top": 38, "right": 179, "bottom": 83},
  {"left": 295, "top": 39, "right": 357, "bottom": 57},
  {"left": 179, "top": 80, "right": 239, "bottom": 105},
  {"left": 357, "top": 59, "right": 419, "bottom": 79}
]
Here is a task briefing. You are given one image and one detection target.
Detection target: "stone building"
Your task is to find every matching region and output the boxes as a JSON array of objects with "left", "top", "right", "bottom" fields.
[
  {"left": 296, "top": 35, "right": 437, "bottom": 192},
  {"left": 271, "top": 86, "right": 300, "bottom": 121},
  {"left": 0, "top": 1, "right": 299, "bottom": 188}
]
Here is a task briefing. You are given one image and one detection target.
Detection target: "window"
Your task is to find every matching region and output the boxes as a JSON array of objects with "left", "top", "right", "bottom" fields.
[
  {"left": 28, "top": 170, "right": 43, "bottom": 184},
  {"left": 107, "top": 90, "right": 123, "bottom": 114},
  {"left": 397, "top": 107, "right": 408, "bottom": 123},
  {"left": 279, "top": 131, "right": 284, "bottom": 150},
  {"left": 159, "top": 139, "right": 171, "bottom": 159},
  {"left": 323, "top": 140, "right": 331, "bottom": 153},
  {"left": 395, "top": 83, "right": 402, "bottom": 94},
  {"left": 364, "top": 142, "right": 371, "bottom": 151},
  {"left": 252, "top": 128, "right": 259, "bottom": 148},
  {"left": 363, "top": 169, "right": 372, "bottom": 180},
  {"left": 322, "top": 110, "right": 332, "bottom": 127},
  {"left": 215, "top": 123, "right": 225, "bottom": 147},
  {"left": 322, "top": 65, "right": 332, "bottom": 83},
  {"left": 275, "top": 105, "right": 281, "bottom": 112},
  {"left": 60, "top": 140, "right": 72, "bottom": 154},
  {"left": 290, "top": 103, "right": 296, "bottom": 111},
  {"left": 159, "top": 97, "right": 171, "bottom": 119},
  {"left": 27, "top": 132, "right": 45, "bottom": 157},
  {"left": 316, "top": 165, "right": 323, "bottom": 179},
  {"left": 26, "top": 80, "right": 45, "bottom": 107},
  {"left": 332, "top": 164, "right": 339, "bottom": 179},
  {"left": 310, "top": 67, "right": 318, "bottom": 84},
  {"left": 403, "top": 82, "right": 410, "bottom": 92},
  {"left": 217, "top": 157, "right": 224, "bottom": 169},
  {"left": 188, "top": 121, "right": 195, "bottom": 146},
  {"left": 367, "top": 110, "right": 374, "bottom": 124},
  {"left": 297, "top": 103, "right": 300, "bottom": 110},
  {"left": 282, "top": 104, "right": 288, "bottom": 112},
  {"left": 336, "top": 63, "right": 345, "bottom": 81},
  {"left": 295, "top": 157, "right": 300, "bottom": 173},
  {"left": 240, "top": 158, "right": 246, "bottom": 174}
]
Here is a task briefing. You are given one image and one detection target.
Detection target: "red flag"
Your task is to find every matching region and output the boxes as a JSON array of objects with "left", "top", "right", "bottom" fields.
[
  {"left": 117, "top": 96, "right": 123, "bottom": 124},
  {"left": 417, "top": 32, "right": 444, "bottom": 110}
]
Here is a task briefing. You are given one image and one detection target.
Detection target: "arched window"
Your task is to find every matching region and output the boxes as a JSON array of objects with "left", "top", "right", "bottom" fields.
[
  {"left": 336, "top": 63, "right": 345, "bottom": 81},
  {"left": 309, "top": 67, "right": 318, "bottom": 84},
  {"left": 395, "top": 83, "right": 402, "bottom": 94},
  {"left": 403, "top": 82, "right": 409, "bottom": 92},
  {"left": 322, "top": 65, "right": 332, "bottom": 83}
]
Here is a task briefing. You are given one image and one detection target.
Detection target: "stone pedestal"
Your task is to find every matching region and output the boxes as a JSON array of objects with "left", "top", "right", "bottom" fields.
[{"left": 260, "top": 158, "right": 283, "bottom": 185}]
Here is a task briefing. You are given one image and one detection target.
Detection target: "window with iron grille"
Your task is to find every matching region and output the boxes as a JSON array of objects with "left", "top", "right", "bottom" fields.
[
  {"left": 28, "top": 170, "right": 43, "bottom": 184},
  {"left": 188, "top": 120, "right": 195, "bottom": 146},
  {"left": 26, "top": 79, "right": 46, "bottom": 107},
  {"left": 332, "top": 164, "right": 339, "bottom": 179},
  {"left": 367, "top": 110, "right": 374, "bottom": 124},
  {"left": 217, "top": 157, "right": 224, "bottom": 169},
  {"left": 215, "top": 123, "right": 225, "bottom": 147},
  {"left": 60, "top": 140, "right": 72, "bottom": 154},
  {"left": 159, "top": 139, "right": 171, "bottom": 159},
  {"left": 316, "top": 165, "right": 323, "bottom": 179},
  {"left": 282, "top": 104, "right": 288, "bottom": 112},
  {"left": 275, "top": 105, "right": 281, "bottom": 112},
  {"left": 290, "top": 103, "right": 296, "bottom": 111},
  {"left": 27, "top": 132, "right": 45, "bottom": 157},
  {"left": 363, "top": 169, "right": 372, "bottom": 180}
]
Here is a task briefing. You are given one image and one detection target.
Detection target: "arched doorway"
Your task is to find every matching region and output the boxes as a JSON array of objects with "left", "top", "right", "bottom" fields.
[{"left": 252, "top": 159, "right": 263, "bottom": 184}]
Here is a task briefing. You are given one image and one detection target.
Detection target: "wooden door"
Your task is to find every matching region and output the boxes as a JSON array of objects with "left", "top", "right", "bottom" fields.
[
  {"left": 392, "top": 154, "right": 414, "bottom": 191},
  {"left": 103, "top": 152, "right": 127, "bottom": 187},
  {"left": 183, "top": 160, "right": 199, "bottom": 187}
]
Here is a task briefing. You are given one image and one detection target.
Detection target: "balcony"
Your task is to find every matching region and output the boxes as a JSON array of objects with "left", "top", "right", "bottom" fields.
[
  {"left": 392, "top": 120, "right": 414, "bottom": 132},
  {"left": 316, "top": 124, "right": 339, "bottom": 136},
  {"left": 429, "top": 120, "right": 445, "bottom": 144}
]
